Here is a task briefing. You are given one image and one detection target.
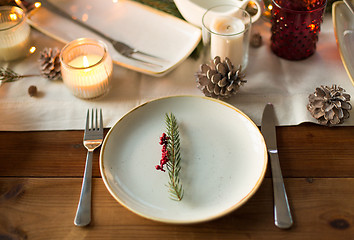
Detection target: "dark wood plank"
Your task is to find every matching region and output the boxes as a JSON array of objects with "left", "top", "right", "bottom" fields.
[
  {"left": 0, "top": 177, "right": 353, "bottom": 240},
  {"left": 276, "top": 124, "right": 354, "bottom": 177},
  {"left": 0, "top": 124, "right": 353, "bottom": 178}
]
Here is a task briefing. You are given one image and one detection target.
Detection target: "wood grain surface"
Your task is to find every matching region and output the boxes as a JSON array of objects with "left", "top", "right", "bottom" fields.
[{"left": 1, "top": 123, "right": 354, "bottom": 239}]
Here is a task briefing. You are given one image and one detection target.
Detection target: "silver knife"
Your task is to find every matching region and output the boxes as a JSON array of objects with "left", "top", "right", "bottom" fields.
[{"left": 261, "top": 103, "right": 293, "bottom": 229}]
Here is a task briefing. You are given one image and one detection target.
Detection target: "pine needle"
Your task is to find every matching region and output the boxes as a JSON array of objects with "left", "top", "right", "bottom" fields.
[
  {"left": 0, "top": 67, "right": 39, "bottom": 85},
  {"left": 165, "top": 113, "right": 184, "bottom": 201}
]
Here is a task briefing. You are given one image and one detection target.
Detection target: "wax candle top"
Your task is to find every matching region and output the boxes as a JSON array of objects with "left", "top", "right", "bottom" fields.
[
  {"left": 211, "top": 16, "right": 245, "bottom": 35},
  {"left": 68, "top": 54, "right": 103, "bottom": 68}
]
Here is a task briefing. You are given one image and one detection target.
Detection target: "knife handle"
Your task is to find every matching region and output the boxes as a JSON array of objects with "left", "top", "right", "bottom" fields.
[{"left": 269, "top": 150, "right": 293, "bottom": 229}]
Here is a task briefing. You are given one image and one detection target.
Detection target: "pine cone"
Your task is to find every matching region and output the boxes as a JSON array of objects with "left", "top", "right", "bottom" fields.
[
  {"left": 307, "top": 85, "right": 352, "bottom": 126},
  {"left": 250, "top": 33, "right": 262, "bottom": 48},
  {"left": 39, "top": 48, "right": 61, "bottom": 80},
  {"left": 195, "top": 56, "right": 246, "bottom": 99}
]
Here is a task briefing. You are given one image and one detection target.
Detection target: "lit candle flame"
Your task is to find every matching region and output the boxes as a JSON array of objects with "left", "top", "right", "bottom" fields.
[
  {"left": 83, "top": 56, "right": 90, "bottom": 68},
  {"left": 268, "top": 5, "right": 273, "bottom": 11}
]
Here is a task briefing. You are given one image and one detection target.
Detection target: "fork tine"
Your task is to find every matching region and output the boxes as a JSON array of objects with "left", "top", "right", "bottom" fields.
[
  {"left": 99, "top": 109, "right": 103, "bottom": 132},
  {"left": 85, "top": 109, "right": 90, "bottom": 132},
  {"left": 91, "top": 109, "right": 94, "bottom": 130},
  {"left": 134, "top": 50, "right": 168, "bottom": 63},
  {"left": 125, "top": 55, "right": 163, "bottom": 68},
  {"left": 95, "top": 109, "right": 98, "bottom": 130}
]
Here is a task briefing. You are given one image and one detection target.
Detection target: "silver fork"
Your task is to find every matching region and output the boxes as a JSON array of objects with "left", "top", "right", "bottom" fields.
[
  {"left": 74, "top": 109, "right": 103, "bottom": 227},
  {"left": 39, "top": 0, "right": 165, "bottom": 67}
]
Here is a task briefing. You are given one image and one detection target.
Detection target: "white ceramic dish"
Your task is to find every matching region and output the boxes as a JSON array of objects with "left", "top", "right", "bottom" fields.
[
  {"left": 100, "top": 96, "right": 267, "bottom": 224},
  {"left": 27, "top": 0, "right": 201, "bottom": 76},
  {"left": 173, "top": 0, "right": 261, "bottom": 28},
  {"left": 333, "top": 1, "right": 354, "bottom": 85}
]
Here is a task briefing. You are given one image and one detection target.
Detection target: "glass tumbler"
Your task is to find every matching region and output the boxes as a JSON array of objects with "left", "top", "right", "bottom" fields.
[
  {"left": 60, "top": 38, "right": 113, "bottom": 99},
  {"left": 0, "top": 6, "right": 31, "bottom": 61},
  {"left": 270, "top": 0, "right": 327, "bottom": 60}
]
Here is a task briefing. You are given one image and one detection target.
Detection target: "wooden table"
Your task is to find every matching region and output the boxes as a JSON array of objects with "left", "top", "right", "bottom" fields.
[{"left": 1, "top": 123, "right": 353, "bottom": 239}]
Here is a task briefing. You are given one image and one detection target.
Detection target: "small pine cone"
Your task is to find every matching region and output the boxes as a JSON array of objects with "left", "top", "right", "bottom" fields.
[
  {"left": 250, "top": 33, "right": 262, "bottom": 48},
  {"left": 38, "top": 48, "right": 61, "bottom": 80},
  {"left": 307, "top": 85, "right": 352, "bottom": 126},
  {"left": 195, "top": 56, "right": 246, "bottom": 100}
]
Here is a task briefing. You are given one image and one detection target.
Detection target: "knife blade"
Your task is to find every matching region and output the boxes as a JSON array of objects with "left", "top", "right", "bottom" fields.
[{"left": 261, "top": 103, "right": 293, "bottom": 229}]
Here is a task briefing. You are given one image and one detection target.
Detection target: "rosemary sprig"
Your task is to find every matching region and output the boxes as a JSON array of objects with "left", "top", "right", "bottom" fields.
[
  {"left": 0, "top": 67, "right": 39, "bottom": 85},
  {"left": 165, "top": 113, "right": 184, "bottom": 201}
]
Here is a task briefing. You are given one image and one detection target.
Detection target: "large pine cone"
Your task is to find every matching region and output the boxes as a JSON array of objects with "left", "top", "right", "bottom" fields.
[
  {"left": 307, "top": 85, "right": 352, "bottom": 126},
  {"left": 39, "top": 48, "right": 61, "bottom": 80},
  {"left": 195, "top": 56, "right": 246, "bottom": 99}
]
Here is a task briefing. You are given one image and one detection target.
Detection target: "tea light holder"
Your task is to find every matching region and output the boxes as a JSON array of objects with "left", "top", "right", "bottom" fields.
[
  {"left": 60, "top": 38, "right": 113, "bottom": 99},
  {"left": 0, "top": 6, "right": 31, "bottom": 61}
]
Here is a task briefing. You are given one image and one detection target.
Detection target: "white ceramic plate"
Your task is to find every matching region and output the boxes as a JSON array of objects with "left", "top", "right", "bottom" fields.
[
  {"left": 100, "top": 96, "right": 267, "bottom": 224},
  {"left": 333, "top": 1, "right": 354, "bottom": 85},
  {"left": 27, "top": 0, "right": 201, "bottom": 76}
]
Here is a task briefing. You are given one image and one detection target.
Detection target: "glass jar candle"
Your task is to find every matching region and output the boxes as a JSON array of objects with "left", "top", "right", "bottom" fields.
[
  {"left": 202, "top": 5, "right": 252, "bottom": 70},
  {"left": 0, "top": 6, "right": 31, "bottom": 61},
  {"left": 60, "top": 38, "right": 113, "bottom": 99}
]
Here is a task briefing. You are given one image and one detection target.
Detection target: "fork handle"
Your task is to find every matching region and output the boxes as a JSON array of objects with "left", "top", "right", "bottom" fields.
[{"left": 74, "top": 150, "right": 93, "bottom": 227}]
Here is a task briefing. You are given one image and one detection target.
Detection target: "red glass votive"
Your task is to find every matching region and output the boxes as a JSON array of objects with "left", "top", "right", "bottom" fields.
[{"left": 270, "top": 0, "right": 327, "bottom": 60}]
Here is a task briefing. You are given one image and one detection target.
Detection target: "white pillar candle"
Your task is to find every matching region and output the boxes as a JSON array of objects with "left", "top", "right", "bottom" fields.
[
  {"left": 0, "top": 6, "right": 31, "bottom": 61},
  {"left": 60, "top": 38, "right": 113, "bottom": 99},
  {"left": 210, "top": 16, "right": 245, "bottom": 68}
]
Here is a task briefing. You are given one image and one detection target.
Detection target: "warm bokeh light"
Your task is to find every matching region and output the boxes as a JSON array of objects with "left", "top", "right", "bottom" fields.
[
  {"left": 29, "top": 46, "right": 36, "bottom": 54},
  {"left": 82, "top": 13, "right": 88, "bottom": 22},
  {"left": 249, "top": 1, "right": 257, "bottom": 8},
  {"left": 34, "top": 2, "right": 41, "bottom": 8},
  {"left": 9, "top": 13, "right": 18, "bottom": 21},
  {"left": 112, "top": 0, "right": 118, "bottom": 3},
  {"left": 268, "top": 5, "right": 273, "bottom": 11},
  {"left": 308, "top": 24, "right": 315, "bottom": 31}
]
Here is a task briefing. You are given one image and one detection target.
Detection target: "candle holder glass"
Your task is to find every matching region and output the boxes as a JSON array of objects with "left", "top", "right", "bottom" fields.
[
  {"left": 60, "top": 38, "right": 113, "bottom": 99},
  {"left": 202, "top": 5, "right": 252, "bottom": 70},
  {"left": 270, "top": 0, "right": 327, "bottom": 60},
  {"left": 0, "top": 6, "right": 31, "bottom": 61}
]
